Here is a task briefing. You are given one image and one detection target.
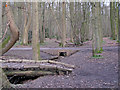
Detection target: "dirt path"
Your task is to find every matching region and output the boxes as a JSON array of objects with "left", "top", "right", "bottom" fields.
[{"left": 10, "top": 46, "right": 118, "bottom": 88}]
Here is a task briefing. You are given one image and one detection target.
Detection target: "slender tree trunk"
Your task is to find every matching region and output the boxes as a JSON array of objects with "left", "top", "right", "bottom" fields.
[
  {"left": 48, "top": 3, "right": 52, "bottom": 39},
  {"left": 110, "top": 2, "right": 116, "bottom": 40},
  {"left": 58, "top": 2, "right": 62, "bottom": 40},
  {"left": 42, "top": 2, "right": 45, "bottom": 43},
  {"left": 115, "top": 3, "right": 119, "bottom": 42},
  {"left": 98, "top": 2, "right": 103, "bottom": 51},
  {"left": 118, "top": 4, "right": 120, "bottom": 42},
  {"left": 95, "top": 2, "right": 101, "bottom": 53},
  {"left": 39, "top": 3, "right": 43, "bottom": 43},
  {"left": 69, "top": 2, "right": 74, "bottom": 42},
  {"left": 92, "top": 3, "right": 96, "bottom": 56},
  {"left": 80, "top": 3, "right": 86, "bottom": 44},
  {"left": 85, "top": 3, "right": 90, "bottom": 41},
  {"left": 61, "top": 2, "right": 66, "bottom": 47},
  {"left": 0, "top": 1, "right": 2, "bottom": 40},
  {"left": 32, "top": 2, "right": 41, "bottom": 61},
  {"left": 56, "top": 2, "right": 61, "bottom": 40},
  {"left": 22, "top": 3, "right": 31, "bottom": 45}
]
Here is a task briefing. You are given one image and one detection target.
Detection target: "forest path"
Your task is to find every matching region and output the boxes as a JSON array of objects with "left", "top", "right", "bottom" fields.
[
  {"left": 11, "top": 46, "right": 118, "bottom": 51},
  {"left": 14, "top": 45, "right": 118, "bottom": 88}
]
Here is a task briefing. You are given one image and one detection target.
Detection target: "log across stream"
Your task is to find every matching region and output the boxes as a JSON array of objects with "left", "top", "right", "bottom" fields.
[{"left": 1, "top": 59, "right": 75, "bottom": 84}]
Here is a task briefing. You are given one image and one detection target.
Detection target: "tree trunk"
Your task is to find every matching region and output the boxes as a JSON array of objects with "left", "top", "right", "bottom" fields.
[
  {"left": 95, "top": 2, "right": 101, "bottom": 53},
  {"left": 69, "top": 2, "right": 74, "bottom": 42},
  {"left": 22, "top": 3, "right": 31, "bottom": 45},
  {"left": 98, "top": 2, "right": 103, "bottom": 52},
  {"left": 32, "top": 2, "right": 41, "bottom": 61},
  {"left": 110, "top": 2, "right": 116, "bottom": 40},
  {"left": 0, "top": 1, "right": 2, "bottom": 40},
  {"left": 42, "top": 2, "right": 46, "bottom": 43},
  {"left": 92, "top": 2, "right": 102, "bottom": 56},
  {"left": 0, "top": 2, "right": 19, "bottom": 55},
  {"left": 61, "top": 2, "right": 66, "bottom": 47},
  {"left": 92, "top": 3, "right": 96, "bottom": 56},
  {"left": 115, "top": 3, "right": 119, "bottom": 42},
  {"left": 39, "top": 3, "right": 43, "bottom": 43},
  {"left": 80, "top": 3, "right": 86, "bottom": 44},
  {"left": 118, "top": 3, "right": 120, "bottom": 42},
  {"left": 48, "top": 3, "right": 52, "bottom": 39}
]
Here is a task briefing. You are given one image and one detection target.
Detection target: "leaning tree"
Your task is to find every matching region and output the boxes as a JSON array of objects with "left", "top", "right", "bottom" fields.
[
  {"left": 0, "top": 2, "right": 19, "bottom": 56},
  {"left": 0, "top": 2, "right": 19, "bottom": 88}
]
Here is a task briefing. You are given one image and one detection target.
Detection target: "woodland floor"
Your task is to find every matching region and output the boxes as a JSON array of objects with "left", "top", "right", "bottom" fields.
[{"left": 1, "top": 37, "right": 119, "bottom": 88}]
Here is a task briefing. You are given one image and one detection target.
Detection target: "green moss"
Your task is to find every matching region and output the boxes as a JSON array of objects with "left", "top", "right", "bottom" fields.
[
  {"left": 0, "top": 36, "right": 10, "bottom": 49},
  {"left": 95, "top": 48, "right": 102, "bottom": 53},
  {"left": 92, "top": 54, "right": 103, "bottom": 59},
  {"left": 100, "top": 47, "right": 103, "bottom": 52},
  {"left": 117, "top": 40, "right": 120, "bottom": 43}
]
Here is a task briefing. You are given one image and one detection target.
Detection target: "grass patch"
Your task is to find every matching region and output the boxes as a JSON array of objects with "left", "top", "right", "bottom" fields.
[{"left": 117, "top": 40, "right": 120, "bottom": 43}]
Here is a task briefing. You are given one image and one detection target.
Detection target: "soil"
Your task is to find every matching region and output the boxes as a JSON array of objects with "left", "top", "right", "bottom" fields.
[{"left": 1, "top": 37, "right": 118, "bottom": 88}]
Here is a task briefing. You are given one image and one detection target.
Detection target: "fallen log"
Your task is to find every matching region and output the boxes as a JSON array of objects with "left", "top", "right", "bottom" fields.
[
  {"left": 5, "top": 71, "right": 55, "bottom": 77},
  {"left": 3, "top": 65, "right": 73, "bottom": 72},
  {"left": 0, "top": 59, "right": 75, "bottom": 68},
  {"left": 2, "top": 64, "right": 73, "bottom": 75}
]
